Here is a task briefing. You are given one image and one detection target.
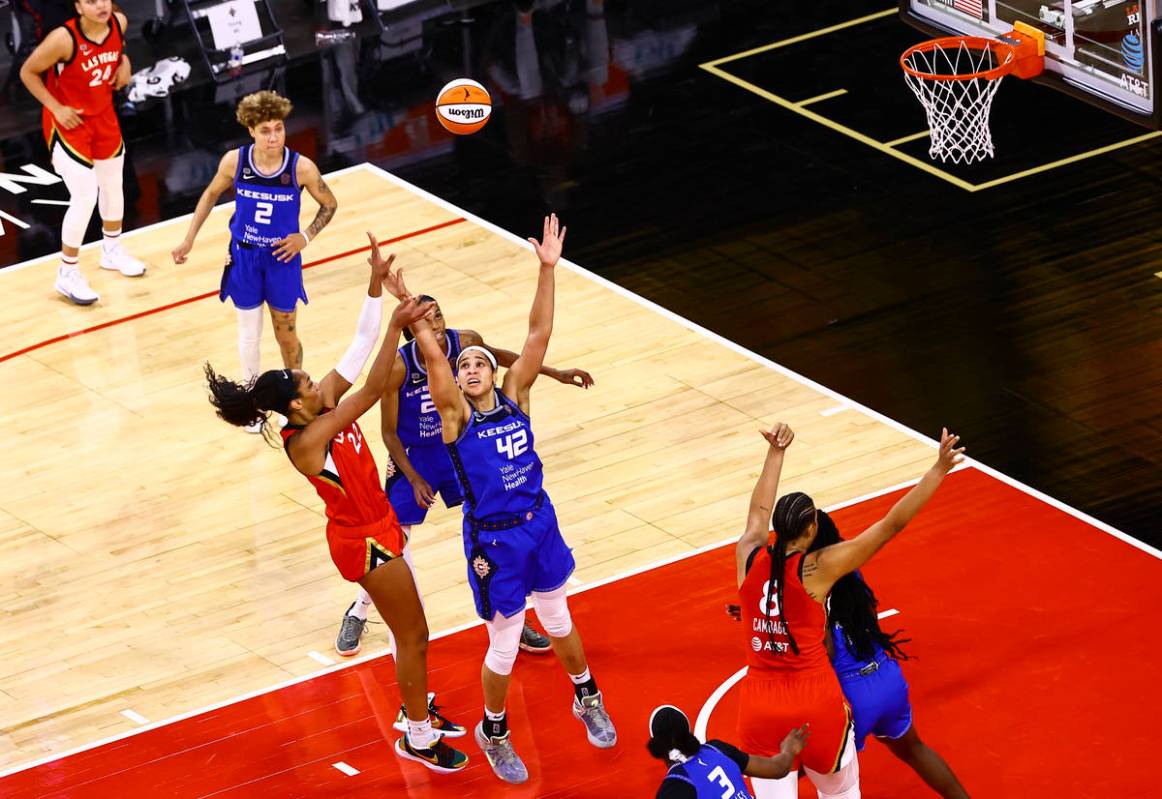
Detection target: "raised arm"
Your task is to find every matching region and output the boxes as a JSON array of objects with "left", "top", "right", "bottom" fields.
[
  {"left": 172, "top": 151, "right": 238, "bottom": 264},
  {"left": 379, "top": 359, "right": 435, "bottom": 508},
  {"left": 316, "top": 234, "right": 400, "bottom": 405},
  {"left": 500, "top": 214, "right": 566, "bottom": 412},
  {"left": 412, "top": 317, "right": 468, "bottom": 443},
  {"left": 461, "top": 329, "right": 594, "bottom": 389},
  {"left": 273, "top": 156, "right": 338, "bottom": 264},
  {"left": 802, "top": 428, "right": 965, "bottom": 599},
  {"left": 736, "top": 422, "right": 794, "bottom": 587},
  {"left": 287, "top": 297, "right": 431, "bottom": 475}
]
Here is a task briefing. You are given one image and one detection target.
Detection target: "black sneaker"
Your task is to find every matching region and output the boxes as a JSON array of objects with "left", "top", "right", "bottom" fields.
[
  {"left": 394, "top": 734, "right": 469, "bottom": 773},
  {"left": 518, "top": 623, "right": 552, "bottom": 654},
  {"left": 392, "top": 692, "right": 467, "bottom": 738}
]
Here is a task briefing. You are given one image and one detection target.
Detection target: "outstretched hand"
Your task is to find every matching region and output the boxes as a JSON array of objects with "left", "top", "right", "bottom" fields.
[
  {"left": 556, "top": 368, "right": 594, "bottom": 389},
  {"left": 936, "top": 427, "right": 966, "bottom": 472},
  {"left": 391, "top": 296, "right": 432, "bottom": 329},
  {"left": 367, "top": 231, "right": 409, "bottom": 299},
  {"left": 759, "top": 422, "right": 794, "bottom": 450},
  {"left": 529, "top": 212, "right": 566, "bottom": 267},
  {"left": 780, "top": 724, "right": 811, "bottom": 758}
]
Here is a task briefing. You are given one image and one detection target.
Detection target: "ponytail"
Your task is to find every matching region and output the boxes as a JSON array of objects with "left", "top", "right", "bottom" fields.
[
  {"left": 646, "top": 705, "right": 701, "bottom": 763},
  {"left": 204, "top": 363, "right": 298, "bottom": 439}
]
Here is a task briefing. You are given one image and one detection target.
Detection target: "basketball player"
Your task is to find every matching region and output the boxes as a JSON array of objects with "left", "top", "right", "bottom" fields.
[
  {"left": 334, "top": 285, "right": 594, "bottom": 660},
  {"left": 808, "top": 510, "right": 970, "bottom": 798},
  {"left": 734, "top": 422, "right": 964, "bottom": 799},
  {"left": 19, "top": 0, "right": 146, "bottom": 306},
  {"left": 173, "top": 90, "right": 338, "bottom": 433},
  {"left": 648, "top": 705, "right": 809, "bottom": 799},
  {"left": 205, "top": 245, "right": 469, "bottom": 773},
  {"left": 412, "top": 214, "right": 616, "bottom": 784}
]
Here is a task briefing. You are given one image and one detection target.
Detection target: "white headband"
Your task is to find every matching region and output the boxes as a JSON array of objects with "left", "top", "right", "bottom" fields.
[{"left": 457, "top": 345, "right": 497, "bottom": 370}]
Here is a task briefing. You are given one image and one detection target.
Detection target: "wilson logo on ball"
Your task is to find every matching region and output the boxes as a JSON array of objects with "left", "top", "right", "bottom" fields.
[{"left": 436, "top": 79, "right": 492, "bottom": 135}]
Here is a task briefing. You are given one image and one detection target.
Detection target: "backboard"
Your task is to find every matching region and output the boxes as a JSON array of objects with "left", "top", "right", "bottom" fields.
[{"left": 900, "top": 1, "right": 1161, "bottom": 128}]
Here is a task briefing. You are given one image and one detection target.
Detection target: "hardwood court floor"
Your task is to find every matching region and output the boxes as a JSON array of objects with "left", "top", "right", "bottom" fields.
[
  {"left": 2, "top": 468, "right": 1157, "bottom": 797},
  {"left": 0, "top": 165, "right": 946, "bottom": 772}
]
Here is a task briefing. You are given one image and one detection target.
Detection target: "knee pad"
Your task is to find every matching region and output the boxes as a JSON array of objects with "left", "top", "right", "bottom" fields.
[
  {"left": 531, "top": 585, "right": 573, "bottom": 638},
  {"left": 94, "top": 154, "right": 125, "bottom": 221},
  {"left": 483, "top": 610, "right": 525, "bottom": 676},
  {"left": 52, "top": 146, "right": 98, "bottom": 249},
  {"left": 236, "top": 307, "right": 264, "bottom": 382},
  {"left": 805, "top": 738, "right": 860, "bottom": 799}
]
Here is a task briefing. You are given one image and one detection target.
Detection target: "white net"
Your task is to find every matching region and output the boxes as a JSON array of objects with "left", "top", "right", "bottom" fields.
[{"left": 902, "top": 40, "right": 1014, "bottom": 164}]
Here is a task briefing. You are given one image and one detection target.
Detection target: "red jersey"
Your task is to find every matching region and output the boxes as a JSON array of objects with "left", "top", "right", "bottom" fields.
[
  {"left": 46, "top": 15, "right": 124, "bottom": 117},
  {"left": 281, "top": 416, "right": 395, "bottom": 529},
  {"left": 739, "top": 544, "right": 831, "bottom": 677}
]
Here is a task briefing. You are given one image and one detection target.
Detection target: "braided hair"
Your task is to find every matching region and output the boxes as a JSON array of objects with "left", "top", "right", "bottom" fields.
[
  {"left": 646, "top": 705, "right": 701, "bottom": 764},
  {"left": 766, "top": 491, "right": 817, "bottom": 656},
  {"left": 810, "top": 510, "right": 912, "bottom": 662},
  {"left": 204, "top": 363, "right": 299, "bottom": 445}
]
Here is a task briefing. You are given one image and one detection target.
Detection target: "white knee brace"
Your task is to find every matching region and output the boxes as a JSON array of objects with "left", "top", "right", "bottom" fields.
[
  {"left": 531, "top": 585, "right": 573, "bottom": 638},
  {"left": 805, "top": 730, "right": 860, "bottom": 799},
  {"left": 483, "top": 609, "right": 525, "bottom": 676},
  {"left": 236, "top": 306, "right": 264, "bottom": 383},
  {"left": 94, "top": 153, "right": 125, "bottom": 221},
  {"left": 51, "top": 144, "right": 98, "bottom": 249}
]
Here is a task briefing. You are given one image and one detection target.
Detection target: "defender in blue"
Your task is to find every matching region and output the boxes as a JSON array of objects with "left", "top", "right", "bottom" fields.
[{"left": 413, "top": 214, "right": 614, "bottom": 785}]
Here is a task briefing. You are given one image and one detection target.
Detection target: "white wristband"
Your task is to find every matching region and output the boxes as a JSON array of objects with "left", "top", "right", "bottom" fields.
[{"left": 301, "top": 229, "right": 312, "bottom": 244}]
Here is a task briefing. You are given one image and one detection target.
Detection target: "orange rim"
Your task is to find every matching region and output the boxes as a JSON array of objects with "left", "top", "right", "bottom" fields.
[{"left": 900, "top": 36, "right": 1016, "bottom": 82}]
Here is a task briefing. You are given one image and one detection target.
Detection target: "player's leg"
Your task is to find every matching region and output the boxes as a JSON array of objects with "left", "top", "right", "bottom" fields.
[
  {"left": 881, "top": 725, "right": 969, "bottom": 799},
  {"left": 50, "top": 142, "right": 100, "bottom": 305},
  {"left": 803, "top": 727, "right": 861, "bottom": 799},
  {"left": 269, "top": 306, "right": 303, "bottom": 369},
  {"left": 529, "top": 503, "right": 616, "bottom": 747},
  {"left": 476, "top": 608, "right": 529, "bottom": 784},
  {"left": 93, "top": 129, "right": 145, "bottom": 278},
  {"left": 750, "top": 773, "right": 799, "bottom": 799},
  {"left": 359, "top": 556, "right": 468, "bottom": 773}
]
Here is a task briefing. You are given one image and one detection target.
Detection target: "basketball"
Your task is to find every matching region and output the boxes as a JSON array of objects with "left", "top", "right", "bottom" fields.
[{"left": 435, "top": 78, "right": 492, "bottom": 135}]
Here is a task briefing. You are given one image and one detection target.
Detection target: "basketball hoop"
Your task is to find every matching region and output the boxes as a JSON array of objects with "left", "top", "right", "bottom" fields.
[{"left": 900, "top": 23, "right": 1045, "bottom": 164}]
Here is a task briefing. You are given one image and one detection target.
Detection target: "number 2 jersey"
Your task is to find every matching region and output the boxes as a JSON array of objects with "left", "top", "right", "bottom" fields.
[
  {"left": 229, "top": 143, "right": 302, "bottom": 248},
  {"left": 396, "top": 331, "right": 464, "bottom": 448},
  {"left": 447, "top": 389, "right": 544, "bottom": 519}
]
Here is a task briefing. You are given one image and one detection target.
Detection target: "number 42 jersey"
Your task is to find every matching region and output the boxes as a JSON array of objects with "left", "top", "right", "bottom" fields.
[{"left": 447, "top": 389, "right": 544, "bottom": 519}]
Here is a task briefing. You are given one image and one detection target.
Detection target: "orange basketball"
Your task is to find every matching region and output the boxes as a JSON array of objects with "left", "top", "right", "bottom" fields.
[{"left": 435, "top": 79, "right": 492, "bottom": 135}]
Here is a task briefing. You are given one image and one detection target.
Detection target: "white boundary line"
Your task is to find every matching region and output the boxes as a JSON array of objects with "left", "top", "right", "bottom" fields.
[
  {"left": 3, "top": 164, "right": 1159, "bottom": 781},
  {"left": 332, "top": 761, "right": 360, "bottom": 776},
  {"left": 362, "top": 163, "right": 1161, "bottom": 562},
  {"left": 0, "top": 163, "right": 371, "bottom": 276}
]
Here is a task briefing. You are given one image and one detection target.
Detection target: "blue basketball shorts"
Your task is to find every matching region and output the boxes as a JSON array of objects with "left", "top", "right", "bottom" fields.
[
  {"left": 462, "top": 494, "right": 575, "bottom": 620},
  {"left": 219, "top": 239, "right": 307, "bottom": 313},
  {"left": 385, "top": 444, "right": 464, "bottom": 526},
  {"left": 838, "top": 655, "right": 913, "bottom": 751}
]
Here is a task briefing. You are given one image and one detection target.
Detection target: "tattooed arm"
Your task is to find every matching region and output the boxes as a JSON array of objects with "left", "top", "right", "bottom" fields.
[{"left": 273, "top": 156, "right": 338, "bottom": 263}]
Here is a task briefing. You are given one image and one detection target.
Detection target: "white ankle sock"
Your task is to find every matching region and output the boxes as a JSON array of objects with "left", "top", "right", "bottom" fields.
[
  {"left": 60, "top": 254, "right": 79, "bottom": 275},
  {"left": 349, "top": 588, "right": 373, "bottom": 620},
  {"left": 569, "top": 667, "right": 591, "bottom": 685},
  {"left": 102, "top": 229, "right": 121, "bottom": 252},
  {"left": 407, "top": 716, "right": 437, "bottom": 749}
]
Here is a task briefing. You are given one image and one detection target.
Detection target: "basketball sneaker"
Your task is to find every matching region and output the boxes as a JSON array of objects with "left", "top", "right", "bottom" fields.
[
  {"left": 394, "top": 734, "right": 469, "bottom": 774},
  {"left": 474, "top": 722, "right": 528, "bottom": 784},
  {"left": 392, "top": 693, "right": 466, "bottom": 737},
  {"left": 334, "top": 604, "right": 366, "bottom": 656},
  {"left": 573, "top": 691, "right": 617, "bottom": 748},
  {"left": 518, "top": 623, "right": 551, "bottom": 654},
  {"left": 55, "top": 267, "right": 99, "bottom": 305},
  {"left": 99, "top": 241, "right": 146, "bottom": 277}
]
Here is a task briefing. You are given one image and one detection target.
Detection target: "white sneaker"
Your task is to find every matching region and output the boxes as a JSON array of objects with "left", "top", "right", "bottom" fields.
[
  {"left": 99, "top": 241, "right": 146, "bottom": 277},
  {"left": 55, "top": 267, "right": 99, "bottom": 305},
  {"left": 243, "top": 419, "right": 264, "bottom": 434}
]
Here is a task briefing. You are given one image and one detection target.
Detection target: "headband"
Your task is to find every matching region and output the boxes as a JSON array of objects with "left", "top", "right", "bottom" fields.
[{"left": 456, "top": 345, "right": 498, "bottom": 370}]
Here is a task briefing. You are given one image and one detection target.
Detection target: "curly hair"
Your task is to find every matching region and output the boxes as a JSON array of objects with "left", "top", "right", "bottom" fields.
[{"left": 236, "top": 91, "right": 293, "bottom": 129}]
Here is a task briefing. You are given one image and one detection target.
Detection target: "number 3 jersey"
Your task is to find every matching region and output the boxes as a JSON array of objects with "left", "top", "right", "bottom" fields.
[
  {"left": 447, "top": 390, "right": 544, "bottom": 519},
  {"left": 229, "top": 144, "right": 302, "bottom": 247},
  {"left": 280, "top": 415, "right": 394, "bottom": 529}
]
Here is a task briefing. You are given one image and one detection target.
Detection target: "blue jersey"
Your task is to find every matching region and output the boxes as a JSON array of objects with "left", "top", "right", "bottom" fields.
[
  {"left": 229, "top": 144, "right": 302, "bottom": 247},
  {"left": 447, "top": 389, "right": 543, "bottom": 519},
  {"left": 396, "top": 330, "right": 463, "bottom": 449},
  {"left": 659, "top": 741, "right": 751, "bottom": 799},
  {"left": 829, "top": 572, "right": 887, "bottom": 676}
]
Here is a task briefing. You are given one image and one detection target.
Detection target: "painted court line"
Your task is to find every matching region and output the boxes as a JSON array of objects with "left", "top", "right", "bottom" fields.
[
  {"left": 308, "top": 651, "right": 336, "bottom": 667},
  {"left": 797, "top": 88, "right": 847, "bottom": 107},
  {"left": 0, "top": 218, "right": 466, "bottom": 364},
  {"left": 2, "top": 166, "right": 1158, "bottom": 780},
  {"left": 877, "top": 608, "right": 899, "bottom": 620},
  {"left": 119, "top": 710, "right": 149, "bottom": 725},
  {"left": 820, "top": 404, "right": 849, "bottom": 417},
  {"left": 332, "top": 761, "right": 360, "bottom": 776}
]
